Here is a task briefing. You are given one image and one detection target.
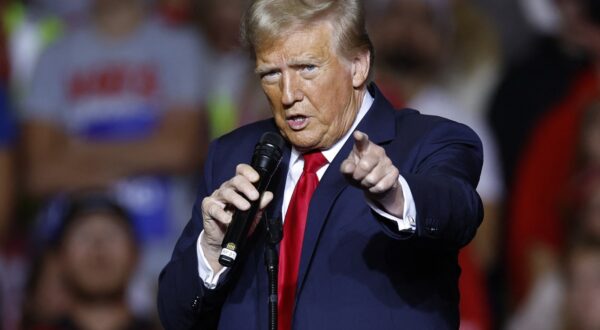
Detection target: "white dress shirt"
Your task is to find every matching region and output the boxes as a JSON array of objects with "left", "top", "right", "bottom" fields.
[{"left": 197, "top": 91, "right": 417, "bottom": 289}]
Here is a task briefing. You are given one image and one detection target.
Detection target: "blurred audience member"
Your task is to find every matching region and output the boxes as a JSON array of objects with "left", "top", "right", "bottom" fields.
[
  {"left": 2, "top": 0, "right": 81, "bottom": 103},
  {"left": 31, "top": 0, "right": 92, "bottom": 27},
  {"left": 158, "top": 0, "right": 271, "bottom": 138},
  {"left": 443, "top": 0, "right": 501, "bottom": 118},
  {"left": 488, "top": 0, "right": 589, "bottom": 188},
  {"left": 0, "top": 85, "right": 20, "bottom": 330},
  {"left": 21, "top": 0, "right": 208, "bottom": 316},
  {"left": 472, "top": 0, "right": 537, "bottom": 63},
  {"left": 158, "top": 0, "right": 192, "bottom": 25},
  {"left": 507, "top": 171, "right": 600, "bottom": 330},
  {"left": 564, "top": 237, "right": 600, "bottom": 330},
  {"left": 0, "top": 19, "right": 22, "bottom": 323},
  {"left": 22, "top": 192, "right": 158, "bottom": 330},
  {"left": 508, "top": 235, "right": 600, "bottom": 330},
  {"left": 369, "top": 1, "right": 503, "bottom": 328},
  {"left": 0, "top": 86, "right": 15, "bottom": 245},
  {"left": 193, "top": 0, "right": 270, "bottom": 138},
  {"left": 506, "top": 0, "right": 600, "bottom": 307},
  {"left": 21, "top": 250, "right": 71, "bottom": 329},
  {"left": 508, "top": 97, "right": 600, "bottom": 328}
]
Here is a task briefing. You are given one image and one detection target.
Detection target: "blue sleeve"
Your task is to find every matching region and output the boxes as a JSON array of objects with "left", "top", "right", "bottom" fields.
[{"left": 403, "top": 121, "right": 484, "bottom": 248}]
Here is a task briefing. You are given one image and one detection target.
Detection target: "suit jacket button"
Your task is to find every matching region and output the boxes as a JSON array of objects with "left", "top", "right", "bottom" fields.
[{"left": 191, "top": 295, "right": 201, "bottom": 311}]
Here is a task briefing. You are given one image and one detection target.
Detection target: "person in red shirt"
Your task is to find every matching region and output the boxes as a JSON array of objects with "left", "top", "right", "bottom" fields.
[{"left": 507, "top": 0, "right": 600, "bottom": 308}]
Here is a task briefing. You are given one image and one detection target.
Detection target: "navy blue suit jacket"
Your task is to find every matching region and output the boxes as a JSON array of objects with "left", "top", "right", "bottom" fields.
[{"left": 157, "top": 85, "right": 484, "bottom": 329}]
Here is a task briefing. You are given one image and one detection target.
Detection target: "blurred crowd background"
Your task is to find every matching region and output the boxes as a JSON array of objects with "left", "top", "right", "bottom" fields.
[{"left": 0, "top": 0, "right": 599, "bottom": 329}]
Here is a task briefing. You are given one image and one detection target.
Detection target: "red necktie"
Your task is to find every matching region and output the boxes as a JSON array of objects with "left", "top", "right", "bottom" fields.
[{"left": 278, "top": 151, "right": 328, "bottom": 330}]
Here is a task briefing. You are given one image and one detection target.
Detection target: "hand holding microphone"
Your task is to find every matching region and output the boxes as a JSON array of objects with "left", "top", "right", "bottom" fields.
[{"left": 200, "top": 132, "right": 285, "bottom": 271}]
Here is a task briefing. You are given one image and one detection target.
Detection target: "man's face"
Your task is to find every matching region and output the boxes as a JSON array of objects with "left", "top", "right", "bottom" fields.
[
  {"left": 557, "top": 0, "right": 600, "bottom": 57},
  {"left": 60, "top": 212, "right": 137, "bottom": 300},
  {"left": 255, "top": 21, "right": 369, "bottom": 152},
  {"left": 370, "top": 0, "right": 443, "bottom": 75},
  {"left": 204, "top": 0, "right": 244, "bottom": 52}
]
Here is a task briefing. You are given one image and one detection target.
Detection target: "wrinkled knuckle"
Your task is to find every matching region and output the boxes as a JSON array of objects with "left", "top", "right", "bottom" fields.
[
  {"left": 214, "top": 187, "right": 226, "bottom": 199},
  {"left": 225, "top": 187, "right": 238, "bottom": 201},
  {"left": 340, "top": 158, "right": 350, "bottom": 166},
  {"left": 364, "top": 175, "right": 377, "bottom": 186},
  {"left": 359, "top": 159, "right": 372, "bottom": 171},
  {"left": 369, "top": 184, "right": 380, "bottom": 194},
  {"left": 367, "top": 144, "right": 379, "bottom": 155},
  {"left": 374, "top": 181, "right": 387, "bottom": 192},
  {"left": 363, "top": 180, "right": 375, "bottom": 189},
  {"left": 210, "top": 204, "right": 221, "bottom": 216},
  {"left": 207, "top": 203, "right": 221, "bottom": 218},
  {"left": 340, "top": 161, "right": 349, "bottom": 172},
  {"left": 214, "top": 190, "right": 227, "bottom": 204},
  {"left": 201, "top": 198, "right": 211, "bottom": 212},
  {"left": 219, "top": 180, "right": 229, "bottom": 190},
  {"left": 222, "top": 213, "right": 232, "bottom": 224},
  {"left": 235, "top": 164, "right": 244, "bottom": 172},
  {"left": 231, "top": 175, "right": 243, "bottom": 187}
]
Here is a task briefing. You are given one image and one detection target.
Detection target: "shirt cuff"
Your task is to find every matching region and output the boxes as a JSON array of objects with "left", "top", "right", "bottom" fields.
[
  {"left": 197, "top": 230, "right": 230, "bottom": 289},
  {"left": 366, "top": 175, "right": 417, "bottom": 232}
]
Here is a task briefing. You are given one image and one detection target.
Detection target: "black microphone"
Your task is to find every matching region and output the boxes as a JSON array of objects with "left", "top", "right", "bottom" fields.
[{"left": 219, "top": 132, "right": 286, "bottom": 267}]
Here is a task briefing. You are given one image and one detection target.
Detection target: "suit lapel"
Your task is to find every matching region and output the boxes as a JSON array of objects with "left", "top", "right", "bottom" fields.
[{"left": 294, "top": 84, "right": 397, "bottom": 300}]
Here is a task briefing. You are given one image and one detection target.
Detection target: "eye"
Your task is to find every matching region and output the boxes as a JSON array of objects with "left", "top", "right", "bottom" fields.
[
  {"left": 301, "top": 64, "right": 317, "bottom": 72},
  {"left": 260, "top": 70, "right": 280, "bottom": 83}
]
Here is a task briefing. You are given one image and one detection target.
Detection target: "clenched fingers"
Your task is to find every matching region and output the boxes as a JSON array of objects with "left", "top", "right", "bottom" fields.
[
  {"left": 341, "top": 131, "right": 399, "bottom": 194},
  {"left": 201, "top": 163, "right": 275, "bottom": 244}
]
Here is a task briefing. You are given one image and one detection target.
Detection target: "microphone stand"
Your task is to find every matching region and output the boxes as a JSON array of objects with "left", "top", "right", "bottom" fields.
[{"left": 264, "top": 216, "right": 283, "bottom": 330}]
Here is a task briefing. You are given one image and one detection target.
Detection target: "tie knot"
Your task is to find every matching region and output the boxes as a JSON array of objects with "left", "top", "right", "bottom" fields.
[{"left": 302, "top": 151, "right": 328, "bottom": 174}]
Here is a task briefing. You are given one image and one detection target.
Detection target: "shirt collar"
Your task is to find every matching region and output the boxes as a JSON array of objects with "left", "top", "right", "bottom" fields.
[{"left": 289, "top": 90, "right": 375, "bottom": 166}]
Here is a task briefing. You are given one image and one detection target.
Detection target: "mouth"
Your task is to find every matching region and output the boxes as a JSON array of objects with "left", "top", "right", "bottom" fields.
[{"left": 286, "top": 115, "right": 309, "bottom": 131}]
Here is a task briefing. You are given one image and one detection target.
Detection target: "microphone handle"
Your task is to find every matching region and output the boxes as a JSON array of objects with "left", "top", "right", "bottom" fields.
[{"left": 219, "top": 168, "right": 271, "bottom": 267}]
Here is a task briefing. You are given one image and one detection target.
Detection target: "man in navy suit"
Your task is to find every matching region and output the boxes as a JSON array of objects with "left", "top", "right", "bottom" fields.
[{"left": 157, "top": 0, "right": 484, "bottom": 329}]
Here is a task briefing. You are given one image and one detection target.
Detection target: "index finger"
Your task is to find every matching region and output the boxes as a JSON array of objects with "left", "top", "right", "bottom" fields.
[
  {"left": 235, "top": 163, "right": 260, "bottom": 183},
  {"left": 353, "top": 130, "right": 370, "bottom": 154}
]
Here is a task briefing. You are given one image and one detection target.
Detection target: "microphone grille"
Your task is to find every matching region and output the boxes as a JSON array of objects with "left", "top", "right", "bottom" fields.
[{"left": 260, "top": 132, "right": 286, "bottom": 151}]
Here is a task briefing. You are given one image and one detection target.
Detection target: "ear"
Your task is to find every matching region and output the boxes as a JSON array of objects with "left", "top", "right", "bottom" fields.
[{"left": 351, "top": 50, "right": 370, "bottom": 88}]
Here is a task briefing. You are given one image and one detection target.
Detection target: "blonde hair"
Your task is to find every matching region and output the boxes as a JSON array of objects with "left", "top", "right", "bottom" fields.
[{"left": 242, "top": 0, "right": 374, "bottom": 80}]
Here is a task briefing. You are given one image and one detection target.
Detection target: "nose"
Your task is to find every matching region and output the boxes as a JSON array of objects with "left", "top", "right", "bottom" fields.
[
  {"left": 281, "top": 72, "right": 303, "bottom": 106},
  {"left": 89, "top": 234, "right": 111, "bottom": 249}
]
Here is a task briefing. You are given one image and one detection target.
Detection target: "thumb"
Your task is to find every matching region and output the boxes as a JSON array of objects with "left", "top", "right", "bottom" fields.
[
  {"left": 249, "top": 191, "right": 274, "bottom": 237},
  {"left": 259, "top": 191, "right": 274, "bottom": 209}
]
